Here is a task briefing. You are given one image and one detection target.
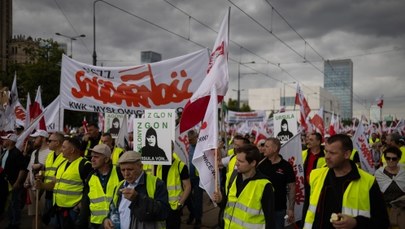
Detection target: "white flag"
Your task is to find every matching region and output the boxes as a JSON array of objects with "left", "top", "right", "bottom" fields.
[
  {"left": 116, "top": 115, "right": 128, "bottom": 149},
  {"left": 16, "top": 108, "right": 47, "bottom": 151},
  {"left": 352, "top": 122, "right": 375, "bottom": 174},
  {"left": 280, "top": 133, "right": 305, "bottom": 223},
  {"left": 43, "top": 95, "right": 63, "bottom": 132},
  {"left": 192, "top": 87, "right": 218, "bottom": 202}
]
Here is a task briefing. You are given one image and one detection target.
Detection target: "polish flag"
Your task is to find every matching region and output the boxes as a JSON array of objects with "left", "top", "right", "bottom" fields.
[
  {"left": 311, "top": 107, "right": 324, "bottom": 136},
  {"left": 4, "top": 73, "right": 19, "bottom": 131},
  {"left": 82, "top": 116, "right": 88, "bottom": 134},
  {"left": 192, "top": 87, "right": 219, "bottom": 202},
  {"left": 295, "top": 83, "right": 311, "bottom": 131},
  {"left": 329, "top": 113, "right": 337, "bottom": 136},
  {"left": 179, "top": 9, "right": 229, "bottom": 133},
  {"left": 25, "top": 93, "right": 31, "bottom": 128},
  {"left": 30, "top": 86, "right": 46, "bottom": 130},
  {"left": 376, "top": 95, "right": 384, "bottom": 109}
]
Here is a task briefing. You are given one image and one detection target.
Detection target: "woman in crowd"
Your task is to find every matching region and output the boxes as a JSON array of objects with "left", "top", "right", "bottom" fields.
[{"left": 375, "top": 147, "right": 405, "bottom": 228}]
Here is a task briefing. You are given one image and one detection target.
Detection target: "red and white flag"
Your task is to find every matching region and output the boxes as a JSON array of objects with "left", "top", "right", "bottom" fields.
[
  {"left": 394, "top": 119, "right": 405, "bottom": 135},
  {"left": 30, "top": 86, "right": 46, "bottom": 130},
  {"left": 352, "top": 122, "right": 375, "bottom": 174},
  {"left": 295, "top": 83, "right": 311, "bottom": 131},
  {"left": 25, "top": 93, "right": 31, "bottom": 129},
  {"left": 82, "top": 116, "right": 88, "bottom": 134},
  {"left": 179, "top": 9, "right": 229, "bottom": 133},
  {"left": 376, "top": 95, "right": 384, "bottom": 109},
  {"left": 192, "top": 87, "right": 219, "bottom": 202},
  {"left": 311, "top": 107, "right": 324, "bottom": 136},
  {"left": 329, "top": 113, "right": 337, "bottom": 136},
  {"left": 3, "top": 73, "right": 19, "bottom": 131}
]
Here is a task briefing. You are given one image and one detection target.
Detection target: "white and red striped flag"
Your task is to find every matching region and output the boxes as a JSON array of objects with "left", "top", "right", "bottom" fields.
[
  {"left": 30, "top": 86, "right": 46, "bottom": 130},
  {"left": 179, "top": 8, "right": 229, "bottom": 133},
  {"left": 329, "top": 113, "right": 337, "bottom": 136},
  {"left": 311, "top": 107, "right": 324, "bottom": 136},
  {"left": 376, "top": 95, "right": 384, "bottom": 109},
  {"left": 192, "top": 87, "right": 219, "bottom": 202},
  {"left": 294, "top": 83, "right": 311, "bottom": 131}
]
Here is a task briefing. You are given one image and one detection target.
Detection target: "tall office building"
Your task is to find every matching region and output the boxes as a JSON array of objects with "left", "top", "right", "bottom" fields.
[
  {"left": 324, "top": 59, "right": 353, "bottom": 120},
  {"left": 0, "top": 0, "right": 13, "bottom": 73},
  {"left": 141, "top": 51, "right": 162, "bottom": 63}
]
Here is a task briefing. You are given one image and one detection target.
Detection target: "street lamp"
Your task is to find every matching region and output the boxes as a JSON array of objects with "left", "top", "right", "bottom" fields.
[
  {"left": 237, "top": 61, "right": 255, "bottom": 110},
  {"left": 55, "top": 33, "right": 85, "bottom": 58},
  {"left": 93, "top": 0, "right": 104, "bottom": 66}
]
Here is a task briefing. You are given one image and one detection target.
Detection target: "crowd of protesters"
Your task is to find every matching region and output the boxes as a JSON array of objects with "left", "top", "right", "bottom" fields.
[{"left": 0, "top": 120, "right": 404, "bottom": 229}]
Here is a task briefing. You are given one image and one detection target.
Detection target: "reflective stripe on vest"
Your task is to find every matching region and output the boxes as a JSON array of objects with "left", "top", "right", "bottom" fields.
[
  {"left": 303, "top": 167, "right": 374, "bottom": 229},
  {"left": 156, "top": 159, "right": 184, "bottom": 210},
  {"left": 44, "top": 151, "right": 66, "bottom": 183},
  {"left": 54, "top": 157, "right": 87, "bottom": 207},
  {"left": 223, "top": 177, "right": 269, "bottom": 229},
  {"left": 88, "top": 166, "right": 121, "bottom": 224}
]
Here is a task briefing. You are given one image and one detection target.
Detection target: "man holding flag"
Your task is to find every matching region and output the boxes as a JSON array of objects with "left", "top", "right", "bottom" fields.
[{"left": 213, "top": 144, "right": 275, "bottom": 229}]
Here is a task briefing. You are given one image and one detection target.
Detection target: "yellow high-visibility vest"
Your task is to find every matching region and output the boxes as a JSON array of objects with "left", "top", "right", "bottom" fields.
[
  {"left": 224, "top": 176, "right": 270, "bottom": 229},
  {"left": 303, "top": 167, "right": 374, "bottom": 229}
]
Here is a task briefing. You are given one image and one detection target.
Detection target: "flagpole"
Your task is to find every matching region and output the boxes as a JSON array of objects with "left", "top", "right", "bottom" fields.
[{"left": 214, "top": 148, "right": 219, "bottom": 193}]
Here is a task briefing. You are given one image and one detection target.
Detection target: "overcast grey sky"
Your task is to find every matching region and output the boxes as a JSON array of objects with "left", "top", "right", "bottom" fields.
[{"left": 13, "top": 0, "right": 405, "bottom": 119}]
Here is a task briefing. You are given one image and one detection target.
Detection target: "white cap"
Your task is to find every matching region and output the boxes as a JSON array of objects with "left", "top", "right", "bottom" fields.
[{"left": 30, "top": 130, "right": 49, "bottom": 138}]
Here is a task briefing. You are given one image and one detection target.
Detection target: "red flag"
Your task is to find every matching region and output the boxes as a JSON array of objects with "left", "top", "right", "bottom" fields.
[
  {"left": 295, "top": 83, "right": 311, "bottom": 131},
  {"left": 82, "top": 116, "right": 88, "bottom": 134},
  {"left": 30, "top": 86, "right": 46, "bottom": 130},
  {"left": 179, "top": 9, "right": 229, "bottom": 133},
  {"left": 311, "top": 107, "right": 324, "bottom": 136},
  {"left": 329, "top": 113, "right": 336, "bottom": 136},
  {"left": 376, "top": 95, "right": 383, "bottom": 108}
]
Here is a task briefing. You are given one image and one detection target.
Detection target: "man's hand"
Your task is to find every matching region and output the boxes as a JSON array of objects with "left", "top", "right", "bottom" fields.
[
  {"left": 103, "top": 218, "right": 114, "bottom": 229},
  {"left": 120, "top": 187, "right": 138, "bottom": 201},
  {"left": 331, "top": 213, "right": 357, "bottom": 229},
  {"left": 286, "top": 209, "right": 295, "bottom": 223}
]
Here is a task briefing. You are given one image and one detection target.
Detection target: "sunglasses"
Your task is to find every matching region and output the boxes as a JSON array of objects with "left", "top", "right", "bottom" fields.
[{"left": 385, "top": 156, "right": 398, "bottom": 161}]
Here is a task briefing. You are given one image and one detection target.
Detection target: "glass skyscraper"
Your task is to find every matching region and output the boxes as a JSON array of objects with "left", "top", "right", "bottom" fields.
[{"left": 324, "top": 59, "right": 353, "bottom": 120}]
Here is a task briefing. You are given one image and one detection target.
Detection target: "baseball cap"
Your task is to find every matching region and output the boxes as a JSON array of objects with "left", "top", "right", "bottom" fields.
[
  {"left": 89, "top": 144, "right": 111, "bottom": 158},
  {"left": 1, "top": 133, "right": 18, "bottom": 142},
  {"left": 30, "top": 130, "right": 49, "bottom": 138},
  {"left": 118, "top": 151, "right": 142, "bottom": 164}
]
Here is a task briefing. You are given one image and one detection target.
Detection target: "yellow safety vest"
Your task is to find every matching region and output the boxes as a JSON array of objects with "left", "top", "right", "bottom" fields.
[
  {"left": 113, "top": 174, "right": 157, "bottom": 206},
  {"left": 302, "top": 149, "right": 326, "bottom": 169},
  {"left": 224, "top": 177, "right": 270, "bottom": 229},
  {"left": 53, "top": 157, "right": 87, "bottom": 207},
  {"left": 350, "top": 149, "right": 357, "bottom": 161},
  {"left": 225, "top": 155, "right": 237, "bottom": 195},
  {"left": 44, "top": 151, "right": 66, "bottom": 184},
  {"left": 227, "top": 148, "right": 234, "bottom": 157},
  {"left": 88, "top": 167, "right": 120, "bottom": 224},
  {"left": 368, "top": 138, "right": 380, "bottom": 146},
  {"left": 111, "top": 147, "right": 124, "bottom": 166},
  {"left": 156, "top": 159, "right": 184, "bottom": 210},
  {"left": 303, "top": 167, "right": 374, "bottom": 229}
]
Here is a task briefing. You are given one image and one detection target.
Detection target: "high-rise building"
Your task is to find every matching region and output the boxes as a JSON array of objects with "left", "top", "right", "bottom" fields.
[
  {"left": 324, "top": 59, "right": 353, "bottom": 120},
  {"left": 141, "top": 51, "right": 162, "bottom": 63},
  {"left": 0, "top": 0, "right": 13, "bottom": 73}
]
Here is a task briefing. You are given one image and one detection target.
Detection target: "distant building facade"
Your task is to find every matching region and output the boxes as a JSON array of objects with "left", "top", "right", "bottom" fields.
[
  {"left": 248, "top": 86, "right": 340, "bottom": 125},
  {"left": 0, "top": 0, "right": 12, "bottom": 73},
  {"left": 324, "top": 59, "right": 353, "bottom": 120},
  {"left": 8, "top": 35, "right": 40, "bottom": 65},
  {"left": 141, "top": 51, "right": 162, "bottom": 63}
]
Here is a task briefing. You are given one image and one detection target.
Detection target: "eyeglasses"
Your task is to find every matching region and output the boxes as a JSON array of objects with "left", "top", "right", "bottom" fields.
[{"left": 385, "top": 156, "right": 398, "bottom": 161}]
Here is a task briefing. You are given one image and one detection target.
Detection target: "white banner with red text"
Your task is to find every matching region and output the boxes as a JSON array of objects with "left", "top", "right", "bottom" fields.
[{"left": 60, "top": 49, "right": 209, "bottom": 114}]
